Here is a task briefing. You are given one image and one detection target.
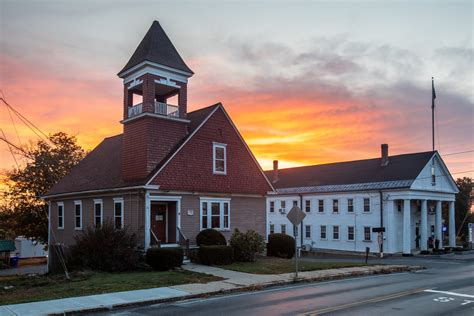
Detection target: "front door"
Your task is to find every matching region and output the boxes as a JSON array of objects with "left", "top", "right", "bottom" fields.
[{"left": 151, "top": 203, "right": 167, "bottom": 243}]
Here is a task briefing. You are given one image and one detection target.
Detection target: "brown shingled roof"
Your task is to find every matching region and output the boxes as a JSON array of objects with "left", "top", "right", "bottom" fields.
[
  {"left": 45, "top": 104, "right": 219, "bottom": 197},
  {"left": 265, "top": 151, "right": 436, "bottom": 189}
]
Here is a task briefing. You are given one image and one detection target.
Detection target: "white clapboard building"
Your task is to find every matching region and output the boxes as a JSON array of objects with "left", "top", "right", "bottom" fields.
[{"left": 265, "top": 145, "right": 458, "bottom": 255}]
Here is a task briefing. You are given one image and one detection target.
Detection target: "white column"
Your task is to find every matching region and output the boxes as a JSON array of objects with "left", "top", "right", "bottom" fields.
[
  {"left": 403, "top": 199, "right": 411, "bottom": 254},
  {"left": 420, "top": 199, "right": 428, "bottom": 251},
  {"left": 386, "top": 200, "right": 395, "bottom": 253},
  {"left": 145, "top": 192, "right": 151, "bottom": 249},
  {"left": 435, "top": 200, "right": 443, "bottom": 249},
  {"left": 449, "top": 201, "right": 456, "bottom": 247}
]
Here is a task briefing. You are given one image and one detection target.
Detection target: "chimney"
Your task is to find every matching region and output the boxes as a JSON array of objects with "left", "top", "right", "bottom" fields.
[
  {"left": 381, "top": 144, "right": 389, "bottom": 167},
  {"left": 272, "top": 160, "right": 279, "bottom": 183}
]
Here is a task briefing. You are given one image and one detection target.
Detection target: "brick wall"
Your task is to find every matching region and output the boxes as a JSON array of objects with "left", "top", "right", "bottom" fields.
[{"left": 150, "top": 107, "right": 271, "bottom": 195}]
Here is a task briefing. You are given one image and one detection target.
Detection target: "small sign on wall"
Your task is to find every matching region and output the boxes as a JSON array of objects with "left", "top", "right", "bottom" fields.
[
  {"left": 155, "top": 215, "right": 164, "bottom": 221},
  {"left": 187, "top": 209, "right": 194, "bottom": 216}
]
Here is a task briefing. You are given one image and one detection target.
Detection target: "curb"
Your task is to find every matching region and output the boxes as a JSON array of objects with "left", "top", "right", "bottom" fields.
[{"left": 55, "top": 265, "right": 423, "bottom": 315}]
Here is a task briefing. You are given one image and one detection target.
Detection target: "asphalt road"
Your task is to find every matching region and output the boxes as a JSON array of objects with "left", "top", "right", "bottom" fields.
[{"left": 99, "top": 255, "right": 474, "bottom": 316}]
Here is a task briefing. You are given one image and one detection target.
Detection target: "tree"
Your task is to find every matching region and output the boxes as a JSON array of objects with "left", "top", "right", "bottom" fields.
[
  {"left": 2, "top": 132, "right": 85, "bottom": 243},
  {"left": 455, "top": 177, "right": 473, "bottom": 242}
]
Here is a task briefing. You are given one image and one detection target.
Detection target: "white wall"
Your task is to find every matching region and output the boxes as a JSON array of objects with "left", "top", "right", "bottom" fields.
[{"left": 267, "top": 192, "right": 382, "bottom": 253}]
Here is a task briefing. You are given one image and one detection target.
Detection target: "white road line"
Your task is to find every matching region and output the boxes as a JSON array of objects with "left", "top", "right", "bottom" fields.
[{"left": 424, "top": 289, "right": 474, "bottom": 299}]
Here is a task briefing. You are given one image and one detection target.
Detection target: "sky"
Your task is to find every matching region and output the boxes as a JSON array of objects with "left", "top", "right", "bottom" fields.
[{"left": 0, "top": 0, "right": 473, "bottom": 181}]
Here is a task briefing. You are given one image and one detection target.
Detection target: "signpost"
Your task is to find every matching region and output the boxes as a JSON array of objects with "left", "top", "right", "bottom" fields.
[{"left": 287, "top": 205, "right": 306, "bottom": 279}]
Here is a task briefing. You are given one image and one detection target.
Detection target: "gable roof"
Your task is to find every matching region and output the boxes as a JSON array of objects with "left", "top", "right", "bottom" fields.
[
  {"left": 265, "top": 151, "right": 437, "bottom": 193},
  {"left": 45, "top": 105, "right": 218, "bottom": 197},
  {"left": 118, "top": 21, "right": 193, "bottom": 76}
]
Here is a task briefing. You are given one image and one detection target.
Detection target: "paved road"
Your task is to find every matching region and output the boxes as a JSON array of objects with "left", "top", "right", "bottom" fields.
[{"left": 99, "top": 255, "right": 474, "bottom": 316}]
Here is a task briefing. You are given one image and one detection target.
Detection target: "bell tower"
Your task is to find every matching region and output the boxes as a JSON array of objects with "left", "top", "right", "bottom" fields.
[{"left": 118, "top": 21, "right": 194, "bottom": 181}]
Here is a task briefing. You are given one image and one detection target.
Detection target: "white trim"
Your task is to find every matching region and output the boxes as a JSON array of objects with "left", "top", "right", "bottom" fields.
[
  {"left": 93, "top": 199, "right": 103, "bottom": 228},
  {"left": 199, "top": 197, "right": 231, "bottom": 202},
  {"left": 199, "top": 199, "right": 231, "bottom": 231},
  {"left": 212, "top": 142, "right": 227, "bottom": 175},
  {"left": 304, "top": 224, "right": 312, "bottom": 239},
  {"left": 145, "top": 192, "right": 151, "bottom": 249},
  {"left": 120, "top": 61, "right": 193, "bottom": 80},
  {"left": 113, "top": 198, "right": 124, "bottom": 229},
  {"left": 146, "top": 105, "right": 220, "bottom": 185},
  {"left": 332, "top": 225, "right": 340, "bottom": 240},
  {"left": 74, "top": 200, "right": 82, "bottom": 230},
  {"left": 347, "top": 225, "right": 355, "bottom": 241},
  {"left": 57, "top": 202, "right": 64, "bottom": 230},
  {"left": 47, "top": 201, "right": 51, "bottom": 273},
  {"left": 120, "top": 112, "right": 190, "bottom": 125},
  {"left": 146, "top": 195, "right": 181, "bottom": 249},
  {"left": 154, "top": 78, "right": 181, "bottom": 88},
  {"left": 42, "top": 185, "right": 159, "bottom": 199}
]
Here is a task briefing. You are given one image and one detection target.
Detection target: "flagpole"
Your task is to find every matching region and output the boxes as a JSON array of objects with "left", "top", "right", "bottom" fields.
[{"left": 432, "top": 77, "right": 435, "bottom": 151}]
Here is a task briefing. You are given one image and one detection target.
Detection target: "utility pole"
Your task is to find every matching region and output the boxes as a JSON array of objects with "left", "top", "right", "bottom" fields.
[{"left": 432, "top": 77, "right": 436, "bottom": 151}]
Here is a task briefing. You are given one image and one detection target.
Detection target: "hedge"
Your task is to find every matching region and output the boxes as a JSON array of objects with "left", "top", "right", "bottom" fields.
[
  {"left": 198, "top": 245, "right": 234, "bottom": 265},
  {"left": 196, "top": 229, "right": 227, "bottom": 246},
  {"left": 267, "top": 233, "right": 295, "bottom": 259},
  {"left": 146, "top": 247, "right": 183, "bottom": 271}
]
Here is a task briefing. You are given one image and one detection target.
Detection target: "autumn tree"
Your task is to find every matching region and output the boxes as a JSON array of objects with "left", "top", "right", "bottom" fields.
[{"left": 2, "top": 132, "right": 85, "bottom": 243}]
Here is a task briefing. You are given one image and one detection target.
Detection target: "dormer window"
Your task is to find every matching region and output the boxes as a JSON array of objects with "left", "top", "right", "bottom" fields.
[{"left": 213, "top": 142, "right": 227, "bottom": 175}]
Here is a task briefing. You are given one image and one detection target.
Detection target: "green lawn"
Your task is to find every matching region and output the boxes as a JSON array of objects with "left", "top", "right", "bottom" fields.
[
  {"left": 219, "top": 256, "right": 369, "bottom": 274},
  {"left": 0, "top": 270, "right": 222, "bottom": 305}
]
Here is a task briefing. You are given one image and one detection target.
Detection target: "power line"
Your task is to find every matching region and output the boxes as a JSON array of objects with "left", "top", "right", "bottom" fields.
[
  {"left": 0, "top": 128, "right": 19, "bottom": 168},
  {"left": 441, "top": 150, "right": 474, "bottom": 156}
]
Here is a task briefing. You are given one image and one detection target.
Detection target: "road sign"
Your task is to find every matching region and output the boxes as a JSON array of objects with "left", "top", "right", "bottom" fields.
[{"left": 287, "top": 205, "right": 306, "bottom": 226}]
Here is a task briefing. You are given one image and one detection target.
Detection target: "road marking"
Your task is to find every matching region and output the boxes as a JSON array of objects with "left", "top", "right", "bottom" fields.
[
  {"left": 433, "top": 296, "right": 455, "bottom": 302},
  {"left": 299, "top": 288, "right": 427, "bottom": 315},
  {"left": 424, "top": 289, "right": 474, "bottom": 299},
  {"left": 461, "top": 300, "right": 474, "bottom": 305}
]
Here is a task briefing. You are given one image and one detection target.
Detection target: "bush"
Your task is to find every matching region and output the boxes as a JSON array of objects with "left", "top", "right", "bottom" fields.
[
  {"left": 229, "top": 229, "right": 265, "bottom": 262},
  {"left": 67, "top": 221, "right": 139, "bottom": 272},
  {"left": 267, "top": 233, "right": 295, "bottom": 259},
  {"left": 146, "top": 247, "right": 183, "bottom": 271},
  {"left": 196, "top": 229, "right": 226, "bottom": 246},
  {"left": 198, "top": 245, "right": 234, "bottom": 265},
  {"left": 419, "top": 250, "right": 430, "bottom": 255}
]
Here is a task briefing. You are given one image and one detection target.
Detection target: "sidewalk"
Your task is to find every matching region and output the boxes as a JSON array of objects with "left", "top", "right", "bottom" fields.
[{"left": 0, "top": 263, "right": 420, "bottom": 315}]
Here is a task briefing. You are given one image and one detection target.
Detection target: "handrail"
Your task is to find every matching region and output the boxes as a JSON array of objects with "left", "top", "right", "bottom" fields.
[
  {"left": 150, "top": 228, "right": 161, "bottom": 247},
  {"left": 176, "top": 227, "right": 190, "bottom": 258}
]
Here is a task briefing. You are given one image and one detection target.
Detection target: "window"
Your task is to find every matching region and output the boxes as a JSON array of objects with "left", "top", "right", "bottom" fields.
[
  {"left": 318, "top": 200, "right": 324, "bottom": 213},
  {"left": 364, "top": 227, "right": 371, "bottom": 241},
  {"left": 333, "top": 199, "right": 339, "bottom": 213},
  {"left": 200, "top": 199, "right": 230, "bottom": 230},
  {"left": 57, "top": 202, "right": 64, "bottom": 229},
  {"left": 305, "top": 200, "right": 311, "bottom": 213},
  {"left": 281, "top": 224, "right": 286, "bottom": 234},
  {"left": 281, "top": 200, "right": 286, "bottom": 211},
  {"left": 333, "top": 225, "right": 339, "bottom": 240},
  {"left": 305, "top": 225, "right": 311, "bottom": 239},
  {"left": 348, "top": 226, "right": 355, "bottom": 241},
  {"left": 364, "top": 198, "right": 370, "bottom": 212},
  {"left": 269, "top": 224, "right": 275, "bottom": 234},
  {"left": 347, "top": 199, "right": 354, "bottom": 213},
  {"left": 213, "top": 143, "right": 227, "bottom": 174},
  {"left": 114, "top": 198, "right": 124, "bottom": 229},
  {"left": 397, "top": 202, "right": 402, "bottom": 212},
  {"left": 270, "top": 201, "right": 275, "bottom": 213},
  {"left": 94, "top": 199, "right": 103, "bottom": 228},
  {"left": 320, "top": 225, "right": 327, "bottom": 239},
  {"left": 74, "top": 200, "right": 82, "bottom": 230},
  {"left": 293, "top": 200, "right": 298, "bottom": 206}
]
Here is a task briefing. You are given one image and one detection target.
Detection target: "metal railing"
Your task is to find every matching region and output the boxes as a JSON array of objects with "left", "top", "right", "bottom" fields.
[
  {"left": 128, "top": 103, "right": 143, "bottom": 118},
  {"left": 177, "top": 227, "right": 190, "bottom": 258},
  {"left": 155, "top": 101, "right": 179, "bottom": 117}
]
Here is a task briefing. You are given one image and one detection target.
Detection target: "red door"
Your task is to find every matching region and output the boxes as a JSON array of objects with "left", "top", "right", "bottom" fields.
[{"left": 151, "top": 204, "right": 167, "bottom": 243}]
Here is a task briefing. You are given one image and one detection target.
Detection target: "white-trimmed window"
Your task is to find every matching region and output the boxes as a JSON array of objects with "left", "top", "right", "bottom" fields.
[
  {"left": 333, "top": 225, "right": 339, "bottom": 240},
  {"left": 74, "top": 200, "right": 82, "bottom": 230},
  {"left": 281, "top": 224, "right": 286, "bottom": 234},
  {"left": 305, "top": 200, "right": 311, "bottom": 213},
  {"left": 270, "top": 201, "right": 275, "bottom": 213},
  {"left": 333, "top": 199, "right": 339, "bottom": 213},
  {"left": 57, "top": 202, "right": 64, "bottom": 229},
  {"left": 364, "top": 198, "right": 371, "bottom": 212},
  {"left": 114, "top": 198, "right": 124, "bottom": 229},
  {"left": 293, "top": 200, "right": 298, "bottom": 206},
  {"left": 94, "top": 199, "right": 103, "bottom": 228},
  {"left": 213, "top": 142, "right": 227, "bottom": 174},
  {"left": 347, "top": 199, "right": 354, "bottom": 213},
  {"left": 281, "top": 200, "right": 286, "bottom": 211},
  {"left": 200, "top": 199, "right": 230, "bottom": 230},
  {"left": 305, "top": 225, "right": 311, "bottom": 239},
  {"left": 364, "top": 227, "right": 371, "bottom": 241},
  {"left": 348, "top": 226, "right": 355, "bottom": 241},
  {"left": 269, "top": 224, "right": 275, "bottom": 234},
  {"left": 318, "top": 200, "right": 324, "bottom": 213},
  {"left": 320, "top": 225, "right": 327, "bottom": 239}
]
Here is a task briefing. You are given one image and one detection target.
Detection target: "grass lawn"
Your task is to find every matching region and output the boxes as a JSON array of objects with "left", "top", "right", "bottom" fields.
[
  {"left": 0, "top": 269, "right": 222, "bottom": 305},
  {"left": 219, "top": 256, "right": 369, "bottom": 274}
]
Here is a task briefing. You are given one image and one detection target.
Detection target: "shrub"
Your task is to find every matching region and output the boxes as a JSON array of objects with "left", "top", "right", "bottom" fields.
[
  {"left": 230, "top": 229, "right": 265, "bottom": 262},
  {"left": 146, "top": 247, "right": 183, "bottom": 271},
  {"left": 198, "top": 245, "right": 234, "bottom": 265},
  {"left": 67, "top": 221, "right": 139, "bottom": 272},
  {"left": 196, "top": 229, "right": 226, "bottom": 246},
  {"left": 419, "top": 250, "right": 430, "bottom": 255},
  {"left": 267, "top": 233, "right": 295, "bottom": 259}
]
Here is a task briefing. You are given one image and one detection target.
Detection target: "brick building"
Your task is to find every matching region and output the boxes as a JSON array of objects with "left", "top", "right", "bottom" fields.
[{"left": 44, "top": 21, "right": 273, "bottom": 254}]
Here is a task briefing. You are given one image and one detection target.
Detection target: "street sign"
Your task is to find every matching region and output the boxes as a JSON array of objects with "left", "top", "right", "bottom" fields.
[
  {"left": 372, "top": 227, "right": 385, "bottom": 233},
  {"left": 287, "top": 205, "right": 306, "bottom": 226}
]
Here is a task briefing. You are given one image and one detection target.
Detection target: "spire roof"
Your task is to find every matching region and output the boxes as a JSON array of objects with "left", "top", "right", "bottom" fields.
[{"left": 118, "top": 21, "right": 193, "bottom": 76}]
